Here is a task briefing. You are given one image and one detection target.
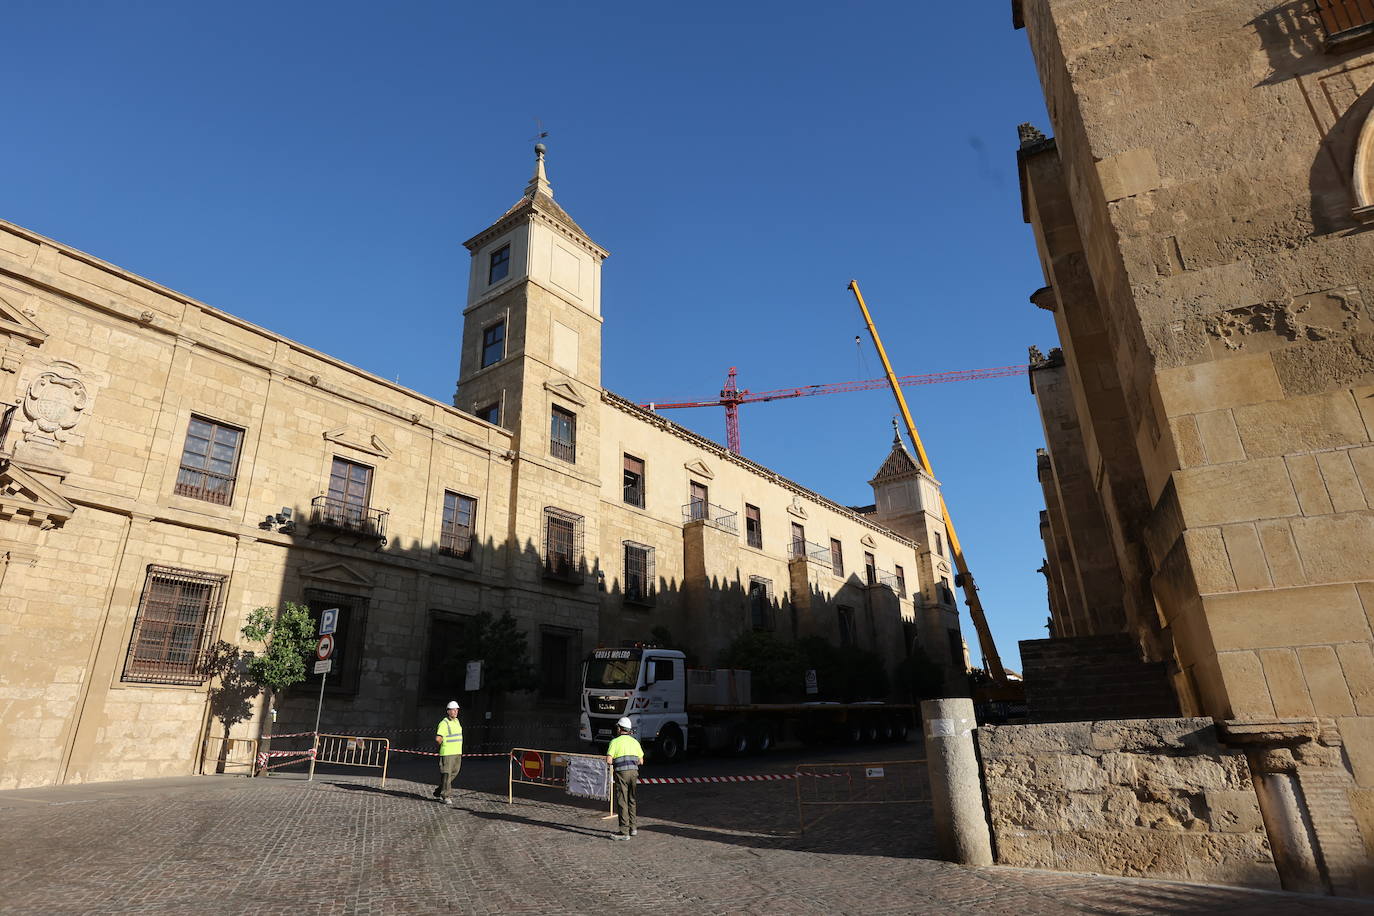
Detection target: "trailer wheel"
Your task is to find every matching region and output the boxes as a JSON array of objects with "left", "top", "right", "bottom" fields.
[
  {"left": 655, "top": 725, "right": 684, "bottom": 765},
  {"left": 729, "top": 726, "right": 752, "bottom": 755},
  {"left": 863, "top": 719, "right": 880, "bottom": 743},
  {"left": 845, "top": 720, "right": 864, "bottom": 745},
  {"left": 751, "top": 723, "right": 774, "bottom": 753}
]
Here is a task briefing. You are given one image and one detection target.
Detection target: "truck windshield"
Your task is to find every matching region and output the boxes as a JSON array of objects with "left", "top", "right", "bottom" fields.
[{"left": 586, "top": 654, "right": 640, "bottom": 688}]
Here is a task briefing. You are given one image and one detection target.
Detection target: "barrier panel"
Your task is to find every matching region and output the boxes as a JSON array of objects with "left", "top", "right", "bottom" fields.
[
  {"left": 507, "top": 747, "right": 614, "bottom": 816},
  {"left": 795, "top": 758, "right": 929, "bottom": 833},
  {"left": 201, "top": 736, "right": 258, "bottom": 775},
  {"left": 308, "top": 733, "right": 391, "bottom": 786}
]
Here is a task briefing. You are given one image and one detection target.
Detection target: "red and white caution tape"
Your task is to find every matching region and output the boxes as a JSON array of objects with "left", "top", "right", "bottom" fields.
[
  {"left": 261, "top": 731, "right": 316, "bottom": 740},
  {"left": 639, "top": 773, "right": 797, "bottom": 785},
  {"left": 256, "top": 748, "right": 316, "bottom": 768},
  {"left": 390, "top": 748, "right": 514, "bottom": 759}
]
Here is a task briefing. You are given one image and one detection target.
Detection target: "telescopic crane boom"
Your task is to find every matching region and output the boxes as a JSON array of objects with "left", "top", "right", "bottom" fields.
[{"left": 848, "top": 280, "right": 1008, "bottom": 685}]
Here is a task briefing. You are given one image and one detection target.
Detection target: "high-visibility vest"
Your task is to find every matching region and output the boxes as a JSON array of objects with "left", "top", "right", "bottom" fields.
[
  {"left": 436, "top": 718, "right": 463, "bottom": 756},
  {"left": 607, "top": 734, "right": 643, "bottom": 772}
]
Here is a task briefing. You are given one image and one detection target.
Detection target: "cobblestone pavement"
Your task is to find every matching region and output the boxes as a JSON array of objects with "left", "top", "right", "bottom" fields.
[{"left": 0, "top": 741, "right": 1366, "bottom": 915}]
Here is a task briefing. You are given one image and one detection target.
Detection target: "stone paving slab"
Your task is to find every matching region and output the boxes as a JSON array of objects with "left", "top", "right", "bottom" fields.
[{"left": 0, "top": 744, "right": 1367, "bottom": 915}]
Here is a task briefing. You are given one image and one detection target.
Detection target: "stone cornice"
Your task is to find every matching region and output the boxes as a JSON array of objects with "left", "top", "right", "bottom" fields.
[{"left": 463, "top": 198, "right": 608, "bottom": 260}]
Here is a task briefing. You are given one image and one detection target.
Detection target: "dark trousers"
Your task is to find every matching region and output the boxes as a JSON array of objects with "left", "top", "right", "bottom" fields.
[
  {"left": 436, "top": 754, "right": 462, "bottom": 799},
  {"left": 613, "top": 769, "right": 638, "bottom": 835}
]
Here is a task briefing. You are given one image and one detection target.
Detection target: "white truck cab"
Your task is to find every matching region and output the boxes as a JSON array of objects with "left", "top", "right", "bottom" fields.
[{"left": 579, "top": 646, "right": 688, "bottom": 762}]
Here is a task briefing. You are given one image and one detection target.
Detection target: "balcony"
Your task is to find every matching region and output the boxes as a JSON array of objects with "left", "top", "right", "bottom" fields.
[
  {"left": 682, "top": 501, "right": 738, "bottom": 535},
  {"left": 1315, "top": 0, "right": 1374, "bottom": 50},
  {"left": 789, "top": 539, "right": 833, "bottom": 566},
  {"left": 439, "top": 529, "right": 473, "bottom": 560},
  {"left": 876, "top": 569, "right": 903, "bottom": 595},
  {"left": 174, "top": 467, "right": 236, "bottom": 505},
  {"left": 310, "top": 495, "right": 388, "bottom": 541}
]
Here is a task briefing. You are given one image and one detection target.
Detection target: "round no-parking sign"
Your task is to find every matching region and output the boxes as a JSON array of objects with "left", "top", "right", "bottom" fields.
[
  {"left": 316, "top": 635, "right": 334, "bottom": 660},
  {"left": 520, "top": 750, "right": 543, "bottom": 779}
]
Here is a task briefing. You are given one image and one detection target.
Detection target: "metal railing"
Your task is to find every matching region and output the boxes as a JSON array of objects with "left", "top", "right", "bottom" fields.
[
  {"left": 876, "top": 569, "right": 902, "bottom": 594},
  {"left": 201, "top": 736, "right": 258, "bottom": 775},
  {"left": 309, "top": 733, "right": 390, "bottom": 785},
  {"left": 790, "top": 539, "right": 833, "bottom": 565},
  {"left": 1315, "top": 0, "right": 1374, "bottom": 40},
  {"left": 682, "top": 501, "right": 739, "bottom": 534},
  {"left": 795, "top": 758, "right": 929, "bottom": 833},
  {"left": 174, "top": 467, "right": 236, "bottom": 505},
  {"left": 508, "top": 747, "right": 614, "bottom": 814},
  {"left": 310, "top": 495, "right": 388, "bottom": 540},
  {"left": 550, "top": 437, "right": 576, "bottom": 463},
  {"left": 439, "top": 529, "right": 473, "bottom": 559}
]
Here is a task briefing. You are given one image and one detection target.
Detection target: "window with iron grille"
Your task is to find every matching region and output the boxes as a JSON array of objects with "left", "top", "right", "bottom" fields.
[
  {"left": 864, "top": 551, "right": 877, "bottom": 586},
  {"left": 623, "top": 454, "right": 645, "bottom": 508},
  {"left": 303, "top": 590, "right": 369, "bottom": 695},
  {"left": 745, "top": 504, "right": 762, "bottom": 549},
  {"left": 837, "top": 605, "right": 855, "bottom": 647},
  {"left": 895, "top": 564, "right": 907, "bottom": 599},
  {"left": 121, "top": 566, "right": 226, "bottom": 685},
  {"left": 688, "top": 481, "right": 709, "bottom": 521},
  {"left": 174, "top": 416, "right": 243, "bottom": 506},
  {"left": 749, "top": 576, "right": 774, "bottom": 631},
  {"left": 539, "top": 626, "right": 580, "bottom": 700},
  {"left": 550, "top": 406, "right": 576, "bottom": 463},
  {"left": 623, "top": 540, "right": 655, "bottom": 605},
  {"left": 488, "top": 244, "right": 510, "bottom": 284},
  {"left": 543, "top": 506, "right": 584, "bottom": 580},
  {"left": 477, "top": 401, "right": 501, "bottom": 425},
  {"left": 830, "top": 538, "right": 844, "bottom": 577},
  {"left": 424, "top": 612, "right": 474, "bottom": 698},
  {"left": 441, "top": 491, "right": 476, "bottom": 559},
  {"left": 481, "top": 320, "right": 505, "bottom": 368}
]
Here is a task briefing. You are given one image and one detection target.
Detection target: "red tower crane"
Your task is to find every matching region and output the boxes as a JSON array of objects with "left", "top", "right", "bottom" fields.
[{"left": 641, "top": 364, "right": 1027, "bottom": 455}]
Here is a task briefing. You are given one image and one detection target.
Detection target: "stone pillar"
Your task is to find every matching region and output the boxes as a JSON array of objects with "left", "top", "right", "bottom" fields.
[{"left": 921, "top": 697, "right": 993, "bottom": 865}]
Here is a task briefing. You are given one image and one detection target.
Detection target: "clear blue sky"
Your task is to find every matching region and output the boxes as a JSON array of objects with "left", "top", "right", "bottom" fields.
[{"left": 3, "top": 1, "right": 1056, "bottom": 667}]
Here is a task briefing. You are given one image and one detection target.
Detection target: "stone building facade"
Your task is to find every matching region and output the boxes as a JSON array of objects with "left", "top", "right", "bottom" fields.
[
  {"left": 0, "top": 148, "right": 962, "bottom": 790},
  {"left": 1015, "top": 0, "right": 1374, "bottom": 893}
]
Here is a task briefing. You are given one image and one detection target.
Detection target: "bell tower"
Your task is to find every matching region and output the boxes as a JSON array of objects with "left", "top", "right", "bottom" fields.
[{"left": 455, "top": 144, "right": 608, "bottom": 462}]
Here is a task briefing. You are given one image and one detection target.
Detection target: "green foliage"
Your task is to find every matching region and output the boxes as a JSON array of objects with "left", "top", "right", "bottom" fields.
[
  {"left": 240, "top": 602, "right": 316, "bottom": 696},
  {"left": 897, "top": 644, "right": 946, "bottom": 701},
  {"left": 720, "top": 631, "right": 806, "bottom": 702},
  {"left": 797, "top": 636, "right": 890, "bottom": 702},
  {"left": 465, "top": 610, "right": 538, "bottom": 696}
]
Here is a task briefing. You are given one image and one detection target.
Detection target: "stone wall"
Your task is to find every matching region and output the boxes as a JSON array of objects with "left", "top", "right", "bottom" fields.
[{"left": 977, "top": 716, "right": 1279, "bottom": 889}]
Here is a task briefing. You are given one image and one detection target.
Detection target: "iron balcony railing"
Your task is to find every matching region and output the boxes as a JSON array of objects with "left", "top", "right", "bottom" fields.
[
  {"left": 789, "top": 539, "right": 833, "bottom": 565},
  {"left": 174, "top": 467, "right": 236, "bottom": 505},
  {"left": 550, "top": 437, "right": 576, "bottom": 463},
  {"left": 310, "top": 495, "right": 388, "bottom": 540},
  {"left": 439, "top": 529, "right": 473, "bottom": 559},
  {"left": 682, "top": 501, "right": 739, "bottom": 534},
  {"left": 1315, "top": 0, "right": 1374, "bottom": 45},
  {"left": 877, "top": 569, "right": 902, "bottom": 594}
]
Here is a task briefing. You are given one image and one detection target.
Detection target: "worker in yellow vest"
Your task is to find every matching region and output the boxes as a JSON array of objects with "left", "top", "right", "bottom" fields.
[
  {"left": 606, "top": 716, "right": 644, "bottom": 839},
  {"left": 433, "top": 700, "right": 463, "bottom": 805}
]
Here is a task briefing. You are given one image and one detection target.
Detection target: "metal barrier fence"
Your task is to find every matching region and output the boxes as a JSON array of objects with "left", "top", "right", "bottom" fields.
[
  {"left": 508, "top": 747, "right": 614, "bottom": 816},
  {"left": 308, "top": 734, "right": 391, "bottom": 786},
  {"left": 201, "top": 736, "right": 258, "bottom": 775},
  {"left": 795, "top": 758, "right": 929, "bottom": 833}
]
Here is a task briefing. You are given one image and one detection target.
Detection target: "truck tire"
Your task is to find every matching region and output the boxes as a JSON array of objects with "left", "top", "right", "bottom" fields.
[
  {"left": 845, "top": 720, "right": 864, "bottom": 745},
  {"left": 655, "top": 724, "right": 684, "bottom": 765},
  {"left": 729, "top": 725, "right": 752, "bottom": 755},
  {"left": 751, "top": 722, "right": 774, "bottom": 753}
]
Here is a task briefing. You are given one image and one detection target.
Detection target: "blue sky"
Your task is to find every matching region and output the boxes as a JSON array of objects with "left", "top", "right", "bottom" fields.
[{"left": 3, "top": 1, "right": 1057, "bottom": 666}]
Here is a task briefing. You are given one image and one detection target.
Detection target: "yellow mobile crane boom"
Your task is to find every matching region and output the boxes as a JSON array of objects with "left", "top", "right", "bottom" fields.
[{"left": 849, "top": 280, "right": 1008, "bottom": 686}]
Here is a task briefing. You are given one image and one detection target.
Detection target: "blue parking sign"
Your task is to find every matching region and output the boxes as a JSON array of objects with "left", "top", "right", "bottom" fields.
[{"left": 319, "top": 608, "right": 339, "bottom": 636}]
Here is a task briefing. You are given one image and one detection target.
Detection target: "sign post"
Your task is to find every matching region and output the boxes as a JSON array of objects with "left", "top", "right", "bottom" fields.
[{"left": 308, "top": 613, "right": 338, "bottom": 781}]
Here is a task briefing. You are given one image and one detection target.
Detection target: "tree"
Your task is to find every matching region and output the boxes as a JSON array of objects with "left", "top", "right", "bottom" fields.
[
  {"left": 797, "top": 636, "right": 890, "bottom": 702},
  {"left": 240, "top": 602, "right": 317, "bottom": 771},
  {"left": 460, "top": 611, "right": 538, "bottom": 751},
  {"left": 720, "top": 631, "right": 806, "bottom": 702}
]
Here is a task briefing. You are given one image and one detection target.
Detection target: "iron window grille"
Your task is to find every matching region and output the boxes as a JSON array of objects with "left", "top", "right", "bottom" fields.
[
  {"left": 121, "top": 566, "right": 227, "bottom": 685},
  {"left": 543, "top": 506, "right": 584, "bottom": 582},
  {"left": 830, "top": 539, "right": 844, "bottom": 577},
  {"left": 481, "top": 320, "right": 505, "bottom": 368},
  {"left": 488, "top": 244, "right": 510, "bottom": 284},
  {"left": 174, "top": 416, "right": 243, "bottom": 506},
  {"left": 623, "top": 540, "right": 656, "bottom": 605},
  {"left": 1315, "top": 0, "right": 1374, "bottom": 49},
  {"left": 440, "top": 491, "right": 476, "bottom": 559},
  {"left": 623, "top": 454, "right": 645, "bottom": 508},
  {"left": 749, "top": 576, "right": 774, "bottom": 631},
  {"left": 304, "top": 590, "right": 368, "bottom": 695},
  {"left": 550, "top": 406, "right": 577, "bottom": 463},
  {"left": 745, "top": 504, "right": 762, "bottom": 549}
]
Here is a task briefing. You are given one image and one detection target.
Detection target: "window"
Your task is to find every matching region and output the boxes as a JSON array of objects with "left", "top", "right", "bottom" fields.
[
  {"left": 441, "top": 491, "right": 476, "bottom": 559},
  {"left": 745, "top": 504, "right": 762, "bottom": 549},
  {"left": 540, "top": 626, "right": 579, "bottom": 700},
  {"left": 895, "top": 565, "right": 907, "bottom": 599},
  {"left": 688, "top": 481, "right": 709, "bottom": 521},
  {"left": 864, "top": 552, "right": 877, "bottom": 586},
  {"left": 328, "top": 457, "right": 373, "bottom": 516},
  {"left": 481, "top": 320, "right": 505, "bottom": 368},
  {"left": 122, "top": 566, "right": 226, "bottom": 685},
  {"left": 174, "top": 416, "right": 243, "bottom": 505},
  {"left": 623, "top": 541, "right": 656, "bottom": 604},
  {"left": 940, "top": 575, "right": 955, "bottom": 605},
  {"left": 790, "top": 523, "right": 806, "bottom": 560},
  {"left": 623, "top": 454, "right": 645, "bottom": 508},
  {"left": 550, "top": 406, "right": 576, "bottom": 463},
  {"left": 830, "top": 538, "right": 844, "bottom": 577},
  {"left": 303, "top": 590, "right": 369, "bottom": 694},
  {"left": 934, "top": 531, "right": 943, "bottom": 557},
  {"left": 838, "top": 606, "right": 855, "bottom": 647},
  {"left": 543, "top": 506, "right": 583, "bottom": 580},
  {"left": 488, "top": 244, "right": 510, "bottom": 284},
  {"left": 649, "top": 657, "right": 675, "bottom": 683},
  {"left": 477, "top": 402, "right": 501, "bottom": 425},
  {"left": 749, "top": 576, "right": 773, "bottom": 631},
  {"left": 424, "top": 612, "right": 473, "bottom": 698}
]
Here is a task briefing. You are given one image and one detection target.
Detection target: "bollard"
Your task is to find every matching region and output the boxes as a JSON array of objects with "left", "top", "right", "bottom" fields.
[{"left": 921, "top": 697, "right": 993, "bottom": 866}]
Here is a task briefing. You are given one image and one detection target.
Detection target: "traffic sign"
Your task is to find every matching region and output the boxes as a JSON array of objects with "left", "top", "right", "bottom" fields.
[
  {"left": 316, "top": 635, "right": 334, "bottom": 660},
  {"left": 520, "top": 750, "right": 544, "bottom": 779},
  {"left": 319, "top": 608, "right": 339, "bottom": 636},
  {"left": 313, "top": 659, "right": 332, "bottom": 675}
]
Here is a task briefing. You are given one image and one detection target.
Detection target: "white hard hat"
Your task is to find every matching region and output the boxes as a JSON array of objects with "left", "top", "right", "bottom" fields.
[
  {"left": 447, "top": 700, "right": 460, "bottom": 710},
  {"left": 616, "top": 717, "right": 633, "bottom": 731}
]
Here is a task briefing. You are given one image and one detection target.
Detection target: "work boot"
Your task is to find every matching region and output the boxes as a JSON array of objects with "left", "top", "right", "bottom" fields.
[
  {"left": 610, "top": 833, "right": 628, "bottom": 841},
  {"left": 630, "top": 829, "right": 638, "bottom": 836}
]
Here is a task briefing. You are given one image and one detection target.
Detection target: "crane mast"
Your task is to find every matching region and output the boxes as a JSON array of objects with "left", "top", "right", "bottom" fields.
[{"left": 848, "top": 280, "right": 1008, "bottom": 686}]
